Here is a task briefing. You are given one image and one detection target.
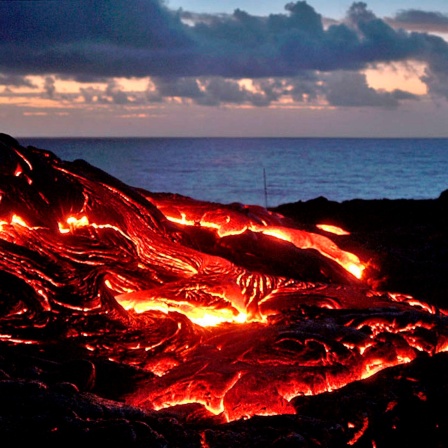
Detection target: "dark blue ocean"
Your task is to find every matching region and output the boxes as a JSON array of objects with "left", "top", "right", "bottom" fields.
[{"left": 20, "top": 137, "right": 448, "bottom": 207}]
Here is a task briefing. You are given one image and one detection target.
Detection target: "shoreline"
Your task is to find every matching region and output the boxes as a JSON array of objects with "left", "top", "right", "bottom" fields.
[
  {"left": 272, "top": 193, "right": 448, "bottom": 308},
  {"left": 0, "top": 132, "right": 447, "bottom": 447}
]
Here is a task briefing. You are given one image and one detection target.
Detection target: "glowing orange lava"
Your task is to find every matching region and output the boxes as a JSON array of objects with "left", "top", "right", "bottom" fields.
[
  {"left": 147, "top": 196, "right": 366, "bottom": 279},
  {"left": 316, "top": 223, "right": 351, "bottom": 235},
  {"left": 58, "top": 215, "right": 90, "bottom": 233},
  {"left": 0, "top": 137, "right": 447, "bottom": 427}
]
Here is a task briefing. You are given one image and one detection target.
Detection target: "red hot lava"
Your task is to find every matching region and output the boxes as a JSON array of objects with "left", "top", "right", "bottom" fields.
[{"left": 0, "top": 134, "right": 447, "bottom": 428}]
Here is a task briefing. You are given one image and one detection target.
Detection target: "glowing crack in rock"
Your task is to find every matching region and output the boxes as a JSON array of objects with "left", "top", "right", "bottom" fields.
[{"left": 0, "top": 135, "right": 447, "bottom": 423}]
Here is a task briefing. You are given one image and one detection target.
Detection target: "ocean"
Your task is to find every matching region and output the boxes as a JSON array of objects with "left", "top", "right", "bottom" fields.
[{"left": 20, "top": 137, "right": 448, "bottom": 207}]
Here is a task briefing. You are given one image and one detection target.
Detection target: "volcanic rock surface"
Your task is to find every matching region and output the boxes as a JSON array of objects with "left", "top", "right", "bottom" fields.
[{"left": 0, "top": 133, "right": 447, "bottom": 447}]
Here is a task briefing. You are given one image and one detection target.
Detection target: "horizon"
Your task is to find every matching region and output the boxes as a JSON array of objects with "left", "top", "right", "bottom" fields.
[{"left": 16, "top": 135, "right": 448, "bottom": 140}]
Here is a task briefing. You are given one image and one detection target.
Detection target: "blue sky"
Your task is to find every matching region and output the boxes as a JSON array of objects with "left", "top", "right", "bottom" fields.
[
  {"left": 1, "top": 1, "right": 448, "bottom": 137},
  {"left": 168, "top": 0, "right": 447, "bottom": 19}
]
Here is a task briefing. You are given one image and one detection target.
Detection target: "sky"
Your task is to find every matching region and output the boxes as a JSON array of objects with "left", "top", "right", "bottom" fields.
[{"left": 2, "top": 0, "right": 448, "bottom": 137}]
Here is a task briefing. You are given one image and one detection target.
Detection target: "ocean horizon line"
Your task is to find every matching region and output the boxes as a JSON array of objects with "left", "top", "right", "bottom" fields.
[
  {"left": 18, "top": 135, "right": 448, "bottom": 140},
  {"left": 11, "top": 135, "right": 448, "bottom": 207}
]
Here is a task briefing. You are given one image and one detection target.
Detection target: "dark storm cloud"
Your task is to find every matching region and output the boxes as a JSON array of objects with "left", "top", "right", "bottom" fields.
[
  {"left": 388, "top": 9, "right": 448, "bottom": 33},
  {"left": 0, "top": 0, "right": 194, "bottom": 77},
  {"left": 196, "top": 78, "right": 279, "bottom": 106},
  {"left": 44, "top": 76, "right": 56, "bottom": 98},
  {"left": 324, "top": 71, "right": 418, "bottom": 108},
  {"left": 79, "top": 86, "right": 99, "bottom": 104},
  {"left": 2, "top": 0, "right": 448, "bottom": 109},
  {"left": 421, "top": 68, "right": 448, "bottom": 99},
  {"left": 289, "top": 72, "right": 322, "bottom": 102},
  {"left": 106, "top": 80, "right": 130, "bottom": 104},
  {"left": 0, "top": 74, "right": 36, "bottom": 87},
  {"left": 1, "top": 0, "right": 448, "bottom": 80},
  {"left": 148, "top": 77, "right": 282, "bottom": 106},
  {"left": 152, "top": 76, "right": 204, "bottom": 100}
]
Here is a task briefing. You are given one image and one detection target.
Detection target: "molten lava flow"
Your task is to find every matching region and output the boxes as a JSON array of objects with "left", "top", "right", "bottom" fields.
[
  {"left": 0, "top": 135, "right": 447, "bottom": 425},
  {"left": 146, "top": 195, "right": 366, "bottom": 280},
  {"left": 115, "top": 287, "right": 249, "bottom": 327},
  {"left": 316, "top": 223, "right": 351, "bottom": 235},
  {"left": 58, "top": 215, "right": 90, "bottom": 233},
  {"left": 259, "top": 225, "right": 364, "bottom": 279}
]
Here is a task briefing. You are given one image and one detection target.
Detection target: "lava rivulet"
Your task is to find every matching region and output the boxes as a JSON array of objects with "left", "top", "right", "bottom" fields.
[
  {"left": 0, "top": 134, "right": 447, "bottom": 424},
  {"left": 145, "top": 193, "right": 365, "bottom": 279}
]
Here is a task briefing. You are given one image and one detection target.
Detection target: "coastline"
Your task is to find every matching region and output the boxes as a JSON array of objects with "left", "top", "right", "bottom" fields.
[
  {"left": 273, "top": 192, "right": 448, "bottom": 308},
  {"left": 0, "top": 133, "right": 447, "bottom": 447}
]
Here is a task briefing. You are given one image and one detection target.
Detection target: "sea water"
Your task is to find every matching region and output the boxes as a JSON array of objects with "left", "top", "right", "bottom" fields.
[{"left": 21, "top": 137, "right": 448, "bottom": 207}]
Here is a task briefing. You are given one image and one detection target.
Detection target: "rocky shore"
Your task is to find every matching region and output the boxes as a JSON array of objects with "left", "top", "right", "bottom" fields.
[
  {"left": 273, "top": 192, "right": 448, "bottom": 309},
  {"left": 0, "top": 133, "right": 446, "bottom": 448}
]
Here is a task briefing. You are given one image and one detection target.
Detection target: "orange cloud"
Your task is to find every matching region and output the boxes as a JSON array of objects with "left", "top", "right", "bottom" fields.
[{"left": 364, "top": 62, "right": 427, "bottom": 95}]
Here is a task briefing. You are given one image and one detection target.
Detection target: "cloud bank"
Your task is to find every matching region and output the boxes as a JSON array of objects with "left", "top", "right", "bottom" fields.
[
  {"left": 387, "top": 9, "right": 448, "bottom": 33},
  {"left": 1, "top": 1, "right": 448, "bottom": 107}
]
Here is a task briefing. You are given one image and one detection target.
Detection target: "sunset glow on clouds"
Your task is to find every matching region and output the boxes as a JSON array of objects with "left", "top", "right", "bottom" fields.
[{"left": 1, "top": 1, "right": 448, "bottom": 136}]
